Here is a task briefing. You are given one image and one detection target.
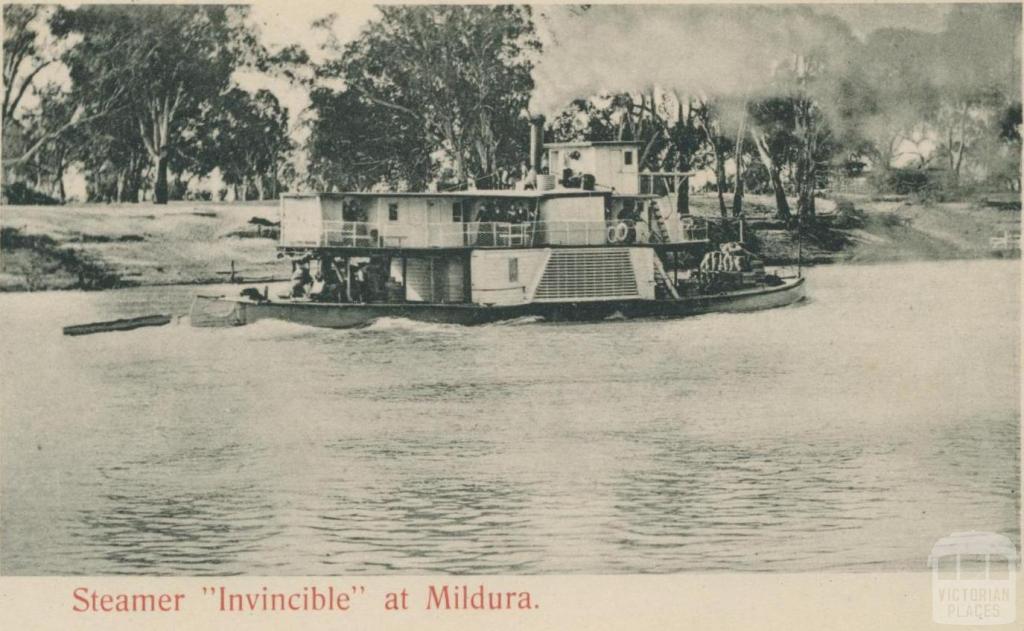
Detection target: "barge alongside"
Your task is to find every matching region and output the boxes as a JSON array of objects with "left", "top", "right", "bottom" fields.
[{"left": 191, "top": 128, "right": 805, "bottom": 329}]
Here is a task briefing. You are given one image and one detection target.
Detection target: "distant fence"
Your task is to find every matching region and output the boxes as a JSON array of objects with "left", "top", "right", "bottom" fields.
[{"left": 827, "top": 176, "right": 874, "bottom": 196}]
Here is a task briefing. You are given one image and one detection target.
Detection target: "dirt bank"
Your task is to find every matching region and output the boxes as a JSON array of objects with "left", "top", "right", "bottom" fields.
[
  {"left": 1, "top": 201, "right": 287, "bottom": 291},
  {"left": 688, "top": 193, "right": 1019, "bottom": 265}
]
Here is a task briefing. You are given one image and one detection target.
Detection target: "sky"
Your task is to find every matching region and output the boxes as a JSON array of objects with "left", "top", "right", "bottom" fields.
[
  {"left": 24, "top": 2, "right": 960, "bottom": 130},
  {"left": 239, "top": 2, "right": 955, "bottom": 124}
]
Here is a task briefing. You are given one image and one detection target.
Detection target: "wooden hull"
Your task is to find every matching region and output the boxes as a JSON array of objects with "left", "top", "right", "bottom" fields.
[{"left": 190, "top": 277, "right": 806, "bottom": 329}]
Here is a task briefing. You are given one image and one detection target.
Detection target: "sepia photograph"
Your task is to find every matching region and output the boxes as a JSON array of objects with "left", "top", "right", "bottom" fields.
[{"left": 0, "top": 0, "right": 1020, "bottom": 626}]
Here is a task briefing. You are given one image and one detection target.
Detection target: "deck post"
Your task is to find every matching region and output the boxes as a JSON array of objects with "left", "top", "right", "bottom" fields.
[
  {"left": 464, "top": 252, "right": 472, "bottom": 303},
  {"left": 344, "top": 257, "right": 352, "bottom": 302},
  {"left": 429, "top": 258, "right": 435, "bottom": 302},
  {"left": 402, "top": 255, "right": 408, "bottom": 302}
]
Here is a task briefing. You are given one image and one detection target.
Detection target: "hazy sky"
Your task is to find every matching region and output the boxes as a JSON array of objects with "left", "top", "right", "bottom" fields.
[
  {"left": 239, "top": 2, "right": 956, "bottom": 124},
  {"left": 247, "top": 1, "right": 954, "bottom": 51},
  {"left": 29, "top": 2, "right": 959, "bottom": 126}
]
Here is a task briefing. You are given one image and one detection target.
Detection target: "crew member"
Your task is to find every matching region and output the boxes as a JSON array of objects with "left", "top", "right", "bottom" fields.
[{"left": 290, "top": 256, "right": 312, "bottom": 298}]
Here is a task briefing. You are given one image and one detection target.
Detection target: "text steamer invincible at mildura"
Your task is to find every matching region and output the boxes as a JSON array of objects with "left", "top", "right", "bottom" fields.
[{"left": 190, "top": 119, "right": 805, "bottom": 328}]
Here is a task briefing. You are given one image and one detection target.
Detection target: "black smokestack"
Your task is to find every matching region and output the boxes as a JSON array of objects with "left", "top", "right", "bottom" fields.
[{"left": 529, "top": 115, "right": 545, "bottom": 173}]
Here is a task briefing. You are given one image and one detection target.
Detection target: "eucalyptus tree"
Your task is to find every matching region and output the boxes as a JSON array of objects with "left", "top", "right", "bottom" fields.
[
  {"left": 1, "top": 4, "right": 93, "bottom": 174},
  {"left": 694, "top": 99, "right": 734, "bottom": 217},
  {"left": 207, "top": 88, "right": 292, "bottom": 200},
  {"left": 928, "top": 4, "right": 1021, "bottom": 188},
  {"left": 664, "top": 97, "right": 710, "bottom": 215},
  {"left": 2, "top": 4, "right": 52, "bottom": 127},
  {"left": 306, "top": 87, "right": 435, "bottom": 192},
  {"left": 747, "top": 98, "right": 797, "bottom": 221},
  {"left": 321, "top": 5, "right": 540, "bottom": 189},
  {"left": 51, "top": 4, "right": 256, "bottom": 204}
]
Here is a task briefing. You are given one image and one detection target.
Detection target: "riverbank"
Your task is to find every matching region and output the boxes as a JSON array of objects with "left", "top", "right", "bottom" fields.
[
  {"left": 688, "top": 193, "right": 1019, "bottom": 265},
  {"left": 1, "top": 201, "right": 287, "bottom": 291},
  {"left": 0, "top": 195, "right": 1018, "bottom": 291}
]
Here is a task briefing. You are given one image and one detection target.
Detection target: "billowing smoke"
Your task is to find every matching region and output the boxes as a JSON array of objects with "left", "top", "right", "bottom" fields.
[{"left": 529, "top": 4, "right": 858, "bottom": 116}]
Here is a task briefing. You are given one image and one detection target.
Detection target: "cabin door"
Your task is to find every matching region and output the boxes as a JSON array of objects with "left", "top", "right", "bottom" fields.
[
  {"left": 430, "top": 258, "right": 465, "bottom": 303},
  {"left": 621, "top": 148, "right": 637, "bottom": 175}
]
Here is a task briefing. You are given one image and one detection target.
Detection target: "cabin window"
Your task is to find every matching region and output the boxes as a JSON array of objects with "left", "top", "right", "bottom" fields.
[
  {"left": 623, "top": 150, "right": 634, "bottom": 166},
  {"left": 452, "top": 203, "right": 462, "bottom": 222},
  {"left": 388, "top": 203, "right": 399, "bottom": 221},
  {"left": 508, "top": 257, "right": 519, "bottom": 283}
]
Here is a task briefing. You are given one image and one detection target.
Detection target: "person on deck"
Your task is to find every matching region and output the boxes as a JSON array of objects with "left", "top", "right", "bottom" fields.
[
  {"left": 352, "top": 263, "right": 367, "bottom": 303},
  {"left": 290, "top": 256, "right": 312, "bottom": 298}
]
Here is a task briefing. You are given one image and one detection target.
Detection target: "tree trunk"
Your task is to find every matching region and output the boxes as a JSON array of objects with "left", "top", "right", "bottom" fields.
[
  {"left": 732, "top": 167, "right": 744, "bottom": 217},
  {"left": 127, "top": 158, "right": 142, "bottom": 203},
  {"left": 794, "top": 103, "right": 816, "bottom": 223},
  {"left": 796, "top": 159, "right": 816, "bottom": 221},
  {"left": 56, "top": 159, "right": 66, "bottom": 204},
  {"left": 715, "top": 155, "right": 728, "bottom": 217},
  {"left": 770, "top": 167, "right": 790, "bottom": 222},
  {"left": 732, "top": 109, "right": 747, "bottom": 217},
  {"left": 753, "top": 132, "right": 790, "bottom": 222},
  {"left": 154, "top": 152, "right": 169, "bottom": 204}
]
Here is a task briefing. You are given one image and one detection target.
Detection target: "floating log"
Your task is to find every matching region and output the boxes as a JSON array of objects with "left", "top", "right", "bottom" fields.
[{"left": 62, "top": 314, "right": 173, "bottom": 336}]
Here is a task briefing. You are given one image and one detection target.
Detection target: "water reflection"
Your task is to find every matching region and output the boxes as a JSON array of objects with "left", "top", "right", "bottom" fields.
[
  {"left": 607, "top": 437, "right": 897, "bottom": 572},
  {"left": 73, "top": 488, "right": 279, "bottom": 576},
  {"left": 313, "top": 476, "right": 542, "bottom": 574}
]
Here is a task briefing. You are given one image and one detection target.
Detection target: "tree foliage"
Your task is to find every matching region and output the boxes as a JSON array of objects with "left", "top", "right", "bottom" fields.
[
  {"left": 199, "top": 89, "right": 292, "bottom": 200},
  {"left": 51, "top": 4, "right": 255, "bottom": 203},
  {"left": 2, "top": 4, "right": 53, "bottom": 127},
  {"left": 306, "top": 87, "right": 435, "bottom": 191},
  {"left": 317, "top": 5, "right": 539, "bottom": 189}
]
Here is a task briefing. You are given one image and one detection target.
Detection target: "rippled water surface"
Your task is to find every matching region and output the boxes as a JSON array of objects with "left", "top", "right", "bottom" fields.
[{"left": 1, "top": 260, "right": 1019, "bottom": 575}]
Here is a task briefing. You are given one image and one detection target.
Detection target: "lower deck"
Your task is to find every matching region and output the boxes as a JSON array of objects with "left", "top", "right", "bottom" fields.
[{"left": 288, "top": 246, "right": 677, "bottom": 308}]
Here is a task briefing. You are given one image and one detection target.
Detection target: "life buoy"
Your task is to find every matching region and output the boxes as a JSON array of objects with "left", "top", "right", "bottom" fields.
[
  {"left": 614, "top": 222, "right": 629, "bottom": 243},
  {"left": 606, "top": 225, "right": 618, "bottom": 243}
]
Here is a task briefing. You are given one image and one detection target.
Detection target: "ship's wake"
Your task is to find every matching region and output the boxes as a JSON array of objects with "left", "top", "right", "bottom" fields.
[
  {"left": 359, "top": 317, "right": 463, "bottom": 334},
  {"left": 484, "top": 315, "right": 546, "bottom": 327}
]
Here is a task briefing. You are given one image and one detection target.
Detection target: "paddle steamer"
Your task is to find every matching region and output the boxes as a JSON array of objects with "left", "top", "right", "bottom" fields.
[{"left": 191, "top": 120, "right": 804, "bottom": 328}]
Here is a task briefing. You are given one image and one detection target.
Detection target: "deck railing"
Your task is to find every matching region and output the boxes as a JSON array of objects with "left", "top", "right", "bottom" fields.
[{"left": 302, "top": 219, "right": 708, "bottom": 249}]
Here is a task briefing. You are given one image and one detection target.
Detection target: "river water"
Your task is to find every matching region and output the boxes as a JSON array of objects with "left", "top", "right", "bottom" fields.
[{"left": 0, "top": 260, "right": 1018, "bottom": 575}]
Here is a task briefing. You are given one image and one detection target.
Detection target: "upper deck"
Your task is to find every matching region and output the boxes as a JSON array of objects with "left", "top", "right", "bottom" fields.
[{"left": 278, "top": 190, "right": 709, "bottom": 252}]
